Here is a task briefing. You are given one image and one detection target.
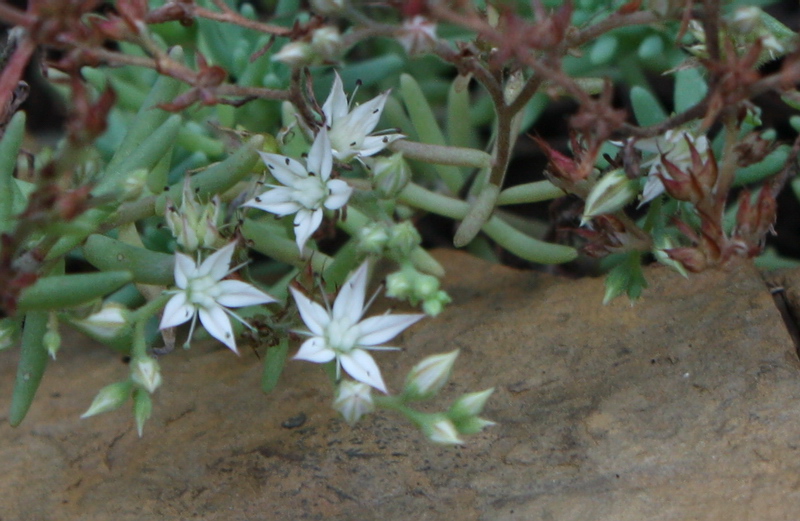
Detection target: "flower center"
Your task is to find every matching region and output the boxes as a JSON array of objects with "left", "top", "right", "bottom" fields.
[
  {"left": 186, "top": 274, "right": 221, "bottom": 309},
  {"left": 326, "top": 318, "right": 360, "bottom": 353},
  {"left": 291, "top": 176, "right": 327, "bottom": 210}
]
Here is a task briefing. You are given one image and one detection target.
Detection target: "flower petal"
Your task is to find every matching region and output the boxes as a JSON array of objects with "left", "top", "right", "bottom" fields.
[
  {"left": 289, "top": 287, "right": 330, "bottom": 336},
  {"left": 359, "top": 134, "right": 404, "bottom": 158},
  {"left": 338, "top": 91, "right": 389, "bottom": 140},
  {"left": 216, "top": 280, "right": 276, "bottom": 307},
  {"left": 339, "top": 349, "right": 387, "bottom": 393},
  {"left": 322, "top": 71, "right": 349, "bottom": 122},
  {"left": 306, "top": 126, "right": 333, "bottom": 181},
  {"left": 333, "top": 261, "right": 368, "bottom": 322},
  {"left": 323, "top": 179, "right": 353, "bottom": 210},
  {"left": 294, "top": 208, "right": 323, "bottom": 252},
  {"left": 243, "top": 187, "right": 303, "bottom": 216},
  {"left": 259, "top": 151, "right": 308, "bottom": 185},
  {"left": 294, "top": 336, "right": 336, "bottom": 363},
  {"left": 159, "top": 292, "right": 194, "bottom": 329},
  {"left": 173, "top": 253, "right": 196, "bottom": 289},
  {"left": 198, "top": 242, "right": 236, "bottom": 281},
  {"left": 199, "top": 305, "right": 237, "bottom": 353},
  {"left": 357, "top": 312, "right": 425, "bottom": 346}
]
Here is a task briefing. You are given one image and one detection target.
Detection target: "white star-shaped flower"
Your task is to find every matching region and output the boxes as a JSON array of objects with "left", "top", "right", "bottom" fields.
[
  {"left": 630, "top": 129, "right": 709, "bottom": 205},
  {"left": 159, "top": 242, "right": 276, "bottom": 354},
  {"left": 322, "top": 72, "right": 404, "bottom": 162},
  {"left": 243, "top": 127, "right": 352, "bottom": 253},
  {"left": 290, "top": 261, "right": 425, "bottom": 393}
]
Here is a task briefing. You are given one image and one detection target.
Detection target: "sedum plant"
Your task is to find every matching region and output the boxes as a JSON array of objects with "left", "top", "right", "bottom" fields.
[{"left": 0, "top": 0, "right": 797, "bottom": 443}]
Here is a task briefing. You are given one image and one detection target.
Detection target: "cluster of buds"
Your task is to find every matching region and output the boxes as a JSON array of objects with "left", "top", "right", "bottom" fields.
[
  {"left": 356, "top": 220, "right": 422, "bottom": 261},
  {"left": 385, "top": 264, "right": 451, "bottom": 316},
  {"left": 421, "top": 386, "right": 495, "bottom": 445},
  {"left": 165, "top": 176, "right": 223, "bottom": 252}
]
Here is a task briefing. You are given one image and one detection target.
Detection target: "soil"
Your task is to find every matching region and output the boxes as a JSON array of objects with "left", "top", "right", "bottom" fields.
[{"left": 2, "top": 250, "right": 800, "bottom": 520}]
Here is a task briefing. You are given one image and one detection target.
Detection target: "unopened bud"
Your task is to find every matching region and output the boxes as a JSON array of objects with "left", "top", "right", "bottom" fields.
[
  {"left": 385, "top": 270, "right": 413, "bottom": 299},
  {"left": 0, "top": 318, "right": 17, "bottom": 350},
  {"left": 449, "top": 388, "right": 494, "bottom": 419},
  {"left": 311, "top": 27, "right": 342, "bottom": 62},
  {"left": 73, "top": 302, "right": 130, "bottom": 342},
  {"left": 582, "top": 169, "right": 637, "bottom": 225},
  {"left": 310, "top": 0, "right": 344, "bottom": 14},
  {"left": 387, "top": 221, "right": 421, "bottom": 260},
  {"left": 404, "top": 350, "right": 459, "bottom": 400},
  {"left": 357, "top": 222, "right": 390, "bottom": 255},
  {"left": 272, "top": 41, "right": 314, "bottom": 67},
  {"left": 121, "top": 168, "right": 149, "bottom": 201},
  {"left": 333, "top": 380, "right": 375, "bottom": 425},
  {"left": 131, "top": 356, "right": 162, "bottom": 394},
  {"left": 81, "top": 381, "right": 132, "bottom": 418},
  {"left": 133, "top": 389, "right": 152, "bottom": 437},
  {"left": 397, "top": 16, "right": 438, "bottom": 56},
  {"left": 372, "top": 153, "right": 411, "bottom": 199},
  {"left": 424, "top": 416, "right": 464, "bottom": 445}
]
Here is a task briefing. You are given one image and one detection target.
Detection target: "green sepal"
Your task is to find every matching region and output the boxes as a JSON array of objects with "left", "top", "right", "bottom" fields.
[{"left": 16, "top": 271, "right": 134, "bottom": 312}]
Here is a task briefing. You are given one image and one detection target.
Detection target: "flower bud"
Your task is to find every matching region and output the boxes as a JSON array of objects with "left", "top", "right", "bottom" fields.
[
  {"left": 131, "top": 356, "right": 162, "bottom": 394},
  {"left": 449, "top": 388, "right": 494, "bottom": 419},
  {"left": 422, "top": 292, "right": 451, "bottom": 317},
  {"left": 311, "top": 27, "right": 342, "bottom": 62},
  {"left": 413, "top": 273, "right": 440, "bottom": 300},
  {"left": 581, "top": 169, "right": 637, "bottom": 225},
  {"left": 732, "top": 7, "right": 761, "bottom": 33},
  {"left": 452, "top": 416, "right": 496, "bottom": 435},
  {"left": 81, "top": 381, "right": 132, "bottom": 418},
  {"left": 404, "top": 350, "right": 459, "bottom": 400},
  {"left": 165, "top": 176, "right": 222, "bottom": 252},
  {"left": 387, "top": 221, "right": 421, "bottom": 260},
  {"left": 121, "top": 168, "right": 149, "bottom": 201},
  {"left": 133, "top": 389, "right": 153, "bottom": 438},
  {"left": 0, "top": 318, "right": 17, "bottom": 350},
  {"left": 397, "top": 16, "right": 437, "bottom": 56},
  {"left": 44, "top": 313, "right": 61, "bottom": 360},
  {"left": 357, "top": 222, "right": 390, "bottom": 255},
  {"left": 372, "top": 153, "right": 411, "bottom": 199},
  {"left": 71, "top": 302, "right": 131, "bottom": 342},
  {"left": 385, "top": 270, "right": 413, "bottom": 299},
  {"left": 333, "top": 380, "right": 375, "bottom": 425},
  {"left": 424, "top": 416, "right": 464, "bottom": 445},
  {"left": 310, "top": 0, "right": 344, "bottom": 14},
  {"left": 272, "top": 41, "right": 314, "bottom": 67}
]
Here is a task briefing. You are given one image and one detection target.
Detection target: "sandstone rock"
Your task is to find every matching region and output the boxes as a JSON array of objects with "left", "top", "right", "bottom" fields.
[{"left": 1, "top": 251, "right": 799, "bottom": 520}]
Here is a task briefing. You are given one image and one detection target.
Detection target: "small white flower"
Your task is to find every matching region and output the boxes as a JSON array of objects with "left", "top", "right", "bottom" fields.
[
  {"left": 322, "top": 72, "right": 404, "bottom": 162},
  {"left": 627, "top": 129, "right": 709, "bottom": 205},
  {"left": 243, "top": 127, "right": 352, "bottom": 253},
  {"left": 290, "top": 261, "right": 425, "bottom": 393},
  {"left": 159, "top": 242, "right": 276, "bottom": 354},
  {"left": 333, "top": 380, "right": 375, "bottom": 425},
  {"left": 397, "top": 16, "right": 438, "bottom": 56}
]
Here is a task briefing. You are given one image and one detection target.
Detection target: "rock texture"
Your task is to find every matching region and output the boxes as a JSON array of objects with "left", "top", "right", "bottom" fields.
[{"left": 2, "top": 250, "right": 800, "bottom": 520}]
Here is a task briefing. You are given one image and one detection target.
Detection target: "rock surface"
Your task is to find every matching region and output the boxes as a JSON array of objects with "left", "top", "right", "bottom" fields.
[{"left": 2, "top": 250, "right": 800, "bottom": 520}]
